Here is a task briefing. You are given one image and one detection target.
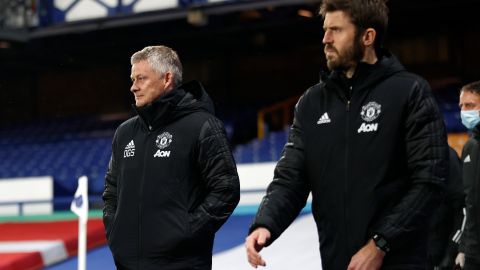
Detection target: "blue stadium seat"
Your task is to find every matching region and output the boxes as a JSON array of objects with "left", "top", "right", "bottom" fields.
[
  {"left": 0, "top": 117, "right": 118, "bottom": 196},
  {"left": 233, "top": 128, "right": 289, "bottom": 164}
]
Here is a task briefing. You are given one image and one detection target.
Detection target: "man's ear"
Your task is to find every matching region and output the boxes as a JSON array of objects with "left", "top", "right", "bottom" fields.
[
  {"left": 163, "top": 72, "right": 174, "bottom": 90},
  {"left": 363, "top": 28, "right": 376, "bottom": 47}
]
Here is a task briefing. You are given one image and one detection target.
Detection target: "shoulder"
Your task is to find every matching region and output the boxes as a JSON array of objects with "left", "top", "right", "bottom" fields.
[
  {"left": 380, "top": 53, "right": 430, "bottom": 92},
  {"left": 198, "top": 115, "right": 227, "bottom": 138},
  {"left": 118, "top": 116, "right": 139, "bottom": 130},
  {"left": 171, "top": 110, "right": 225, "bottom": 140},
  {"left": 463, "top": 136, "right": 480, "bottom": 153},
  {"left": 305, "top": 82, "right": 325, "bottom": 98},
  {"left": 388, "top": 71, "right": 431, "bottom": 96},
  {"left": 114, "top": 116, "right": 140, "bottom": 138},
  {"left": 385, "top": 71, "right": 436, "bottom": 112},
  {"left": 461, "top": 136, "right": 480, "bottom": 167},
  {"left": 296, "top": 82, "right": 324, "bottom": 108},
  {"left": 179, "top": 110, "right": 218, "bottom": 132}
]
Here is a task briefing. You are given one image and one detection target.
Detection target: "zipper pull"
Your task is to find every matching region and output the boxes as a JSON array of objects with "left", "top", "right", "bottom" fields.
[{"left": 346, "top": 85, "right": 352, "bottom": 111}]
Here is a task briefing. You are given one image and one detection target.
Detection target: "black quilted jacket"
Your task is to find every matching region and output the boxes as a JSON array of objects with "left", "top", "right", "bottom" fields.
[
  {"left": 250, "top": 53, "right": 448, "bottom": 270},
  {"left": 103, "top": 81, "right": 240, "bottom": 270},
  {"left": 459, "top": 125, "right": 480, "bottom": 263}
]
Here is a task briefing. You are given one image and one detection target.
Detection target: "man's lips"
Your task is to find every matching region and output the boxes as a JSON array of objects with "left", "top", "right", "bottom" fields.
[{"left": 324, "top": 47, "right": 337, "bottom": 55}]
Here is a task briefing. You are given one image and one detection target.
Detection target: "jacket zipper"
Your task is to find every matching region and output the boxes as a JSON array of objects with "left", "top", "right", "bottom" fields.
[
  {"left": 344, "top": 85, "right": 352, "bottom": 255},
  {"left": 138, "top": 126, "right": 152, "bottom": 270}
]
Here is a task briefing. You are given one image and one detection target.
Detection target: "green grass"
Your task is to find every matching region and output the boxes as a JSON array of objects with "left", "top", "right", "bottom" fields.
[{"left": 0, "top": 209, "right": 103, "bottom": 223}]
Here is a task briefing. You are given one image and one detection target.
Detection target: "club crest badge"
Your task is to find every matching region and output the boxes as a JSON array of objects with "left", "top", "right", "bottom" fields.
[
  {"left": 156, "top": 132, "right": 173, "bottom": 149},
  {"left": 360, "top": 101, "right": 381, "bottom": 122}
]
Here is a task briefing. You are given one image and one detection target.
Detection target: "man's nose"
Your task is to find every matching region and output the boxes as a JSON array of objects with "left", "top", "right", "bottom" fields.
[
  {"left": 130, "top": 82, "right": 138, "bottom": 92},
  {"left": 323, "top": 31, "right": 332, "bottom": 44}
]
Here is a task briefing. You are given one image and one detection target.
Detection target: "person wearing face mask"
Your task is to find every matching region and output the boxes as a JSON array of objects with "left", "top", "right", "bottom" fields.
[
  {"left": 427, "top": 146, "right": 464, "bottom": 270},
  {"left": 102, "top": 45, "right": 240, "bottom": 270},
  {"left": 456, "top": 80, "right": 480, "bottom": 270}
]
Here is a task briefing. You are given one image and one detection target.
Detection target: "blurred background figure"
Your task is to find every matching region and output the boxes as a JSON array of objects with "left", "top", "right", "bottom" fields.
[
  {"left": 427, "top": 146, "right": 464, "bottom": 270},
  {"left": 456, "top": 81, "right": 480, "bottom": 270}
]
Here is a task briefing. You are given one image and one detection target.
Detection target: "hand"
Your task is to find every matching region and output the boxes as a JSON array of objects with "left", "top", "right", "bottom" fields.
[
  {"left": 455, "top": 252, "right": 465, "bottom": 268},
  {"left": 347, "top": 239, "right": 385, "bottom": 270},
  {"left": 245, "top": 227, "right": 271, "bottom": 268}
]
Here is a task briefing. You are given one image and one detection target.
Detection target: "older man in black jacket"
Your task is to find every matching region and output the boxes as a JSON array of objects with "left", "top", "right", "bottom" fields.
[
  {"left": 245, "top": 1, "right": 448, "bottom": 270},
  {"left": 103, "top": 45, "right": 240, "bottom": 270}
]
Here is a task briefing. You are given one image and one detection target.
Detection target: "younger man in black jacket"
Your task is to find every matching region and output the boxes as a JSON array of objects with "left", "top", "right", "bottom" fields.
[{"left": 245, "top": 1, "right": 448, "bottom": 269}]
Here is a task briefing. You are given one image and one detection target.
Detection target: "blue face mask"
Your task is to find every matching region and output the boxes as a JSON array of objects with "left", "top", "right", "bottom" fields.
[{"left": 461, "top": 110, "right": 480, "bottom": 129}]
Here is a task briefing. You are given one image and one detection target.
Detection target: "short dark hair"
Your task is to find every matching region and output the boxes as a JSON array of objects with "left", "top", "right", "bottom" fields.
[
  {"left": 461, "top": 80, "right": 480, "bottom": 95},
  {"left": 319, "top": 0, "right": 389, "bottom": 51}
]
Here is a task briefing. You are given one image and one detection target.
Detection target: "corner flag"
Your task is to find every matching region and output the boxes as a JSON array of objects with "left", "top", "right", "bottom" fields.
[
  {"left": 71, "top": 176, "right": 89, "bottom": 270},
  {"left": 71, "top": 176, "right": 89, "bottom": 222}
]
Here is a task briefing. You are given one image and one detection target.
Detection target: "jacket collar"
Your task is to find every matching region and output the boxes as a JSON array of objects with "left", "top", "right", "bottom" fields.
[
  {"left": 321, "top": 51, "right": 405, "bottom": 96},
  {"left": 133, "top": 80, "right": 215, "bottom": 131},
  {"left": 133, "top": 87, "right": 186, "bottom": 131},
  {"left": 472, "top": 124, "right": 480, "bottom": 139}
]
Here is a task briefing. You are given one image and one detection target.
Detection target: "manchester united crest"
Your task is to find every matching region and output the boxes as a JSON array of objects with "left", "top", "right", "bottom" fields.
[
  {"left": 156, "top": 132, "right": 173, "bottom": 149},
  {"left": 360, "top": 101, "right": 382, "bottom": 122}
]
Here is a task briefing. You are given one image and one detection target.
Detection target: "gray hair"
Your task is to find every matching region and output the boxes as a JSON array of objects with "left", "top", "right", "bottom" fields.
[{"left": 130, "top": 45, "right": 183, "bottom": 87}]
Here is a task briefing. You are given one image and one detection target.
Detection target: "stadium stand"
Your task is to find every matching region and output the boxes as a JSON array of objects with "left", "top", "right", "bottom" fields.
[
  {"left": 233, "top": 128, "right": 288, "bottom": 164},
  {"left": 0, "top": 116, "right": 122, "bottom": 208},
  {"left": 0, "top": 93, "right": 468, "bottom": 205}
]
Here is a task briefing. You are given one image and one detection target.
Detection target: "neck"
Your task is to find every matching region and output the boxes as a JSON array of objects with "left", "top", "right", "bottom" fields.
[{"left": 344, "top": 48, "right": 378, "bottom": 78}]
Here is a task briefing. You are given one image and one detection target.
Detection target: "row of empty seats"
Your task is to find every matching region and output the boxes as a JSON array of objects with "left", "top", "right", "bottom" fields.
[
  {"left": 0, "top": 117, "right": 119, "bottom": 196},
  {"left": 233, "top": 128, "right": 288, "bottom": 164},
  {"left": 0, "top": 106, "right": 466, "bottom": 198}
]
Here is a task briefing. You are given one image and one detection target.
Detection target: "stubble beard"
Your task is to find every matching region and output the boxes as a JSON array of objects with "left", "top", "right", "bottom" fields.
[{"left": 325, "top": 37, "right": 365, "bottom": 72}]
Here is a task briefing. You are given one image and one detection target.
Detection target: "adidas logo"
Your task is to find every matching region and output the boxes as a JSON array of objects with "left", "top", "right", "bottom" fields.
[
  {"left": 317, "top": 112, "right": 331, "bottom": 124},
  {"left": 125, "top": 140, "right": 135, "bottom": 150},
  {"left": 464, "top": 155, "right": 471, "bottom": 163},
  {"left": 124, "top": 140, "right": 135, "bottom": 158}
]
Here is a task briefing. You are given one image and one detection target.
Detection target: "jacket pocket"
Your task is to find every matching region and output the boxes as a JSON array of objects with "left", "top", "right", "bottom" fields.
[
  {"left": 141, "top": 178, "right": 191, "bottom": 256},
  {"left": 106, "top": 213, "right": 119, "bottom": 246},
  {"left": 141, "top": 207, "right": 191, "bottom": 257}
]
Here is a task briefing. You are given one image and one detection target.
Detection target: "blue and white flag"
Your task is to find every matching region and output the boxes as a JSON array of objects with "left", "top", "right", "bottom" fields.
[{"left": 70, "top": 176, "right": 89, "bottom": 223}]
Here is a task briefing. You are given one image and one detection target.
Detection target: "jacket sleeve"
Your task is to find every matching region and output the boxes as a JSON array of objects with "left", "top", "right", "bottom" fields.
[
  {"left": 446, "top": 147, "right": 465, "bottom": 253},
  {"left": 189, "top": 117, "right": 240, "bottom": 236},
  {"left": 372, "top": 78, "right": 448, "bottom": 250},
  {"left": 458, "top": 138, "right": 479, "bottom": 255},
  {"left": 428, "top": 147, "right": 464, "bottom": 263},
  {"left": 458, "top": 142, "right": 470, "bottom": 253},
  {"left": 249, "top": 96, "right": 310, "bottom": 245},
  {"left": 102, "top": 132, "right": 119, "bottom": 239}
]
